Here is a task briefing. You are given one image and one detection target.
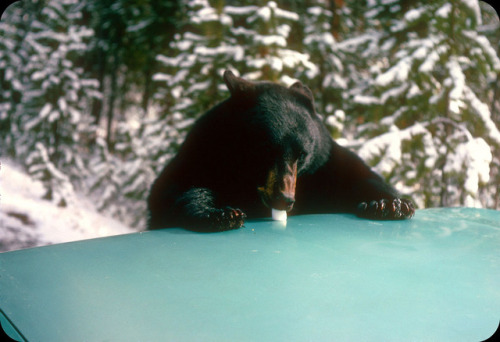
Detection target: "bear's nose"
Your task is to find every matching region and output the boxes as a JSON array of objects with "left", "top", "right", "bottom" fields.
[{"left": 274, "top": 194, "right": 295, "bottom": 211}]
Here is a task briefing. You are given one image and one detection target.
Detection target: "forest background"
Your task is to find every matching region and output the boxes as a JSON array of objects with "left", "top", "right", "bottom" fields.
[{"left": 1, "top": 0, "right": 499, "bottom": 230}]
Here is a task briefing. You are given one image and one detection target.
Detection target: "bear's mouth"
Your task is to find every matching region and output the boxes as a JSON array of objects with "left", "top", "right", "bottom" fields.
[
  {"left": 258, "top": 192, "right": 295, "bottom": 212},
  {"left": 257, "top": 160, "right": 297, "bottom": 212}
]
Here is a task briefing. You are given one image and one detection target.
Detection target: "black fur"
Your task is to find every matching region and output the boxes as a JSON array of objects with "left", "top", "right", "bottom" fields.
[{"left": 147, "top": 70, "right": 414, "bottom": 231}]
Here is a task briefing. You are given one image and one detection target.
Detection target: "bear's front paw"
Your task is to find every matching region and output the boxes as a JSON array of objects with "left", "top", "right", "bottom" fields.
[
  {"left": 209, "top": 207, "right": 246, "bottom": 231},
  {"left": 357, "top": 198, "right": 415, "bottom": 220}
]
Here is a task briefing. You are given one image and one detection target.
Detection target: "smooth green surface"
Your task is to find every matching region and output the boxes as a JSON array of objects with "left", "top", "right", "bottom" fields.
[{"left": 1, "top": 208, "right": 499, "bottom": 341}]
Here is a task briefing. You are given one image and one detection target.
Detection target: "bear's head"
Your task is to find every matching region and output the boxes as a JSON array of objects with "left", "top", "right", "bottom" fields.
[{"left": 223, "top": 70, "right": 327, "bottom": 212}]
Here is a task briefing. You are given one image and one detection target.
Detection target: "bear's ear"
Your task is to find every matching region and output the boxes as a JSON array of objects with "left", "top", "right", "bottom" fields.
[
  {"left": 290, "top": 81, "right": 314, "bottom": 102},
  {"left": 223, "top": 70, "right": 255, "bottom": 96}
]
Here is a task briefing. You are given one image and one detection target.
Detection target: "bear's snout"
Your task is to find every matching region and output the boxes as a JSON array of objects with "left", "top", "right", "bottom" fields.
[
  {"left": 258, "top": 160, "right": 297, "bottom": 212},
  {"left": 257, "top": 189, "right": 295, "bottom": 211},
  {"left": 274, "top": 193, "right": 295, "bottom": 211}
]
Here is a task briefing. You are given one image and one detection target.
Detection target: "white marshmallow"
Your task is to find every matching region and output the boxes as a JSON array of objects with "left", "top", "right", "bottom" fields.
[{"left": 272, "top": 209, "right": 287, "bottom": 221}]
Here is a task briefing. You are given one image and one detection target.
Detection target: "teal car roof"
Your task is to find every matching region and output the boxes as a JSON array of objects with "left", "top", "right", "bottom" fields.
[{"left": 1, "top": 208, "right": 499, "bottom": 341}]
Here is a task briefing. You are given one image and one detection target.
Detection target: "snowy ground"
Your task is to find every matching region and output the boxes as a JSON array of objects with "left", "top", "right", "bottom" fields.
[{"left": 0, "top": 159, "right": 136, "bottom": 253}]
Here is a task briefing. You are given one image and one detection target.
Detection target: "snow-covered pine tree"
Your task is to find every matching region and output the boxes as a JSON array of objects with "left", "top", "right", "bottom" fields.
[
  {"left": 477, "top": 1, "right": 500, "bottom": 208},
  {"left": 15, "top": 0, "right": 100, "bottom": 203},
  {"left": 229, "top": 0, "right": 316, "bottom": 84},
  {"left": 0, "top": 1, "right": 34, "bottom": 157},
  {"left": 154, "top": 0, "right": 242, "bottom": 120},
  {"left": 88, "top": 125, "right": 156, "bottom": 228},
  {"left": 87, "top": 135, "right": 127, "bottom": 222},
  {"left": 351, "top": 0, "right": 500, "bottom": 209},
  {"left": 299, "top": 1, "right": 348, "bottom": 138},
  {"left": 26, "top": 142, "right": 75, "bottom": 207},
  {"left": 113, "top": 123, "right": 157, "bottom": 228}
]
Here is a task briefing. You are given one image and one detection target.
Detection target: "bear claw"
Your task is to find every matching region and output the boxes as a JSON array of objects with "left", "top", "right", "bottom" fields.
[
  {"left": 210, "top": 207, "right": 246, "bottom": 231},
  {"left": 357, "top": 198, "right": 414, "bottom": 220}
]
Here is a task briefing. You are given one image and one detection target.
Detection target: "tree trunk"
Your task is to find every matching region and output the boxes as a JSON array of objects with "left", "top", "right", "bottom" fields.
[
  {"left": 90, "top": 22, "right": 106, "bottom": 127},
  {"left": 106, "top": 52, "right": 118, "bottom": 151},
  {"left": 91, "top": 48, "right": 106, "bottom": 126},
  {"left": 142, "top": 54, "right": 153, "bottom": 114}
]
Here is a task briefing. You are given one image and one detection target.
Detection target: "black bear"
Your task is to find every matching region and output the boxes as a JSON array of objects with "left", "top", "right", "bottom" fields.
[{"left": 147, "top": 70, "right": 414, "bottom": 231}]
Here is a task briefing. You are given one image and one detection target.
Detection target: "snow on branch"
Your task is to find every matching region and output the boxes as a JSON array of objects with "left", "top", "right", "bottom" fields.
[
  {"left": 194, "top": 45, "right": 244, "bottom": 61},
  {"left": 375, "top": 56, "right": 412, "bottom": 87},
  {"left": 247, "top": 1, "right": 299, "bottom": 23},
  {"left": 444, "top": 137, "right": 492, "bottom": 206},
  {"left": 446, "top": 58, "right": 466, "bottom": 115},
  {"left": 26, "top": 142, "right": 76, "bottom": 207},
  {"left": 358, "top": 123, "right": 437, "bottom": 175},
  {"left": 463, "top": 86, "right": 500, "bottom": 145},
  {"left": 463, "top": 30, "right": 500, "bottom": 71},
  {"left": 224, "top": 5, "right": 259, "bottom": 15}
]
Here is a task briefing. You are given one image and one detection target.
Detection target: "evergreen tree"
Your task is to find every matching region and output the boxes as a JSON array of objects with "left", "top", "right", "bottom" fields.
[
  {"left": 82, "top": 0, "right": 181, "bottom": 146},
  {"left": 14, "top": 0, "right": 100, "bottom": 204},
  {"left": 477, "top": 1, "right": 500, "bottom": 208},
  {"left": 26, "top": 142, "right": 75, "bottom": 207},
  {"left": 154, "top": 0, "right": 243, "bottom": 118},
  {"left": 229, "top": 0, "right": 316, "bottom": 83},
  {"left": 299, "top": 1, "right": 348, "bottom": 138},
  {"left": 350, "top": 0, "right": 500, "bottom": 208},
  {"left": 88, "top": 127, "right": 156, "bottom": 228},
  {"left": 0, "top": 0, "right": 37, "bottom": 156}
]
